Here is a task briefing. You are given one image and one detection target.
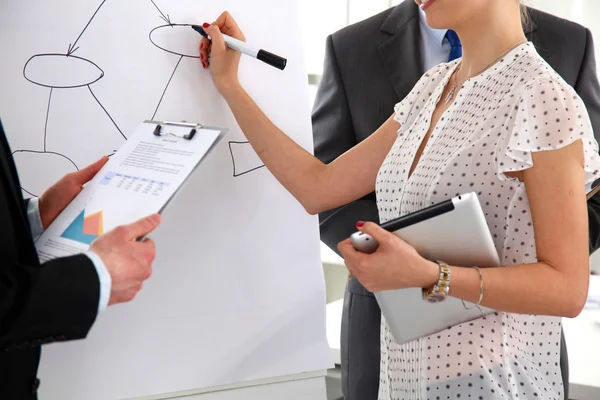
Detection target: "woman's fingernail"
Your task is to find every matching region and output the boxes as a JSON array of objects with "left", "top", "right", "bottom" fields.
[
  {"left": 201, "top": 53, "right": 205, "bottom": 60},
  {"left": 356, "top": 221, "right": 365, "bottom": 229},
  {"left": 200, "top": 43, "right": 204, "bottom": 49},
  {"left": 202, "top": 22, "right": 210, "bottom": 28}
]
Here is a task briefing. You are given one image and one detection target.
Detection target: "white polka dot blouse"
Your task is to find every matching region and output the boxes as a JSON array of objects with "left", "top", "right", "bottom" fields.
[{"left": 375, "top": 42, "right": 600, "bottom": 400}]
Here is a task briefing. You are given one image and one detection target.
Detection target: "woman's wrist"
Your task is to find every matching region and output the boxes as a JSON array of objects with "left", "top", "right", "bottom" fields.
[
  {"left": 218, "top": 79, "right": 244, "bottom": 100},
  {"left": 421, "top": 259, "right": 441, "bottom": 289}
]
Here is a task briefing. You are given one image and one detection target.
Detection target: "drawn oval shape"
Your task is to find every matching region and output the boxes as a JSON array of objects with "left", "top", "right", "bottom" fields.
[
  {"left": 23, "top": 54, "right": 104, "bottom": 89},
  {"left": 149, "top": 24, "right": 200, "bottom": 59},
  {"left": 12, "top": 150, "right": 78, "bottom": 196}
]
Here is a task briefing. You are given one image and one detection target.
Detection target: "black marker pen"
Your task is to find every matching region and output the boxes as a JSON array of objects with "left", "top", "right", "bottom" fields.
[{"left": 191, "top": 25, "right": 287, "bottom": 70}]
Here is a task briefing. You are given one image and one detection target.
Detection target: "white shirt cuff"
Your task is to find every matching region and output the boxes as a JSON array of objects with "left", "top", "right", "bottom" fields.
[
  {"left": 84, "top": 251, "right": 112, "bottom": 313},
  {"left": 26, "top": 198, "right": 45, "bottom": 241}
]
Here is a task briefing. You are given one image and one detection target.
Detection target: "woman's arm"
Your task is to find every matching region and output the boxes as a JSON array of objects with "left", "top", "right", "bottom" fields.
[
  {"left": 448, "top": 140, "right": 590, "bottom": 317},
  {"left": 201, "top": 13, "right": 398, "bottom": 215},
  {"left": 340, "top": 140, "right": 590, "bottom": 318},
  {"left": 223, "top": 86, "right": 398, "bottom": 215}
]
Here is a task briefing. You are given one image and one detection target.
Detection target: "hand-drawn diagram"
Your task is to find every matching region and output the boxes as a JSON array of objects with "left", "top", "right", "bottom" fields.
[
  {"left": 16, "top": 0, "right": 264, "bottom": 196},
  {"left": 228, "top": 141, "right": 265, "bottom": 177},
  {"left": 147, "top": 4, "right": 265, "bottom": 177},
  {"left": 15, "top": 0, "right": 125, "bottom": 196}
]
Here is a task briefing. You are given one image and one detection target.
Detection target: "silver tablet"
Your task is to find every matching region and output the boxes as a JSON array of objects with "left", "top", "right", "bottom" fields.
[{"left": 350, "top": 192, "right": 501, "bottom": 345}]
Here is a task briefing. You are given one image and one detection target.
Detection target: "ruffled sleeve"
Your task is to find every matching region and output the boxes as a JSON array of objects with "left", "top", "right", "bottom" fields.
[{"left": 496, "top": 76, "right": 600, "bottom": 187}]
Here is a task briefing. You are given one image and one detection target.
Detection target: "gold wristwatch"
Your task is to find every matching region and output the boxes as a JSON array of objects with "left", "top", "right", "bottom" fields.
[{"left": 422, "top": 261, "right": 451, "bottom": 303}]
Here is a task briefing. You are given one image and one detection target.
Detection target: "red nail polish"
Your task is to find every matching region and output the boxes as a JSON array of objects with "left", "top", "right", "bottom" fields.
[
  {"left": 200, "top": 53, "right": 205, "bottom": 60},
  {"left": 356, "top": 221, "right": 365, "bottom": 229},
  {"left": 202, "top": 22, "right": 210, "bottom": 28},
  {"left": 200, "top": 43, "right": 204, "bottom": 49}
]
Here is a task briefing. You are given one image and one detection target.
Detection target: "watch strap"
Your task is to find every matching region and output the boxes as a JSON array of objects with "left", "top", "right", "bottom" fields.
[{"left": 422, "top": 260, "right": 451, "bottom": 301}]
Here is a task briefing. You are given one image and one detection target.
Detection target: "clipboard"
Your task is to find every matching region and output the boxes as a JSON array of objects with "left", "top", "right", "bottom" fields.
[
  {"left": 34, "top": 119, "right": 226, "bottom": 259},
  {"left": 140, "top": 119, "right": 226, "bottom": 215},
  {"left": 147, "top": 120, "right": 204, "bottom": 140},
  {"left": 133, "top": 120, "right": 227, "bottom": 241}
]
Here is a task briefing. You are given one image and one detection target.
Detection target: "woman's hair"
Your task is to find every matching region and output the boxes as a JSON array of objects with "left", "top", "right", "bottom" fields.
[{"left": 520, "top": 2, "right": 531, "bottom": 31}]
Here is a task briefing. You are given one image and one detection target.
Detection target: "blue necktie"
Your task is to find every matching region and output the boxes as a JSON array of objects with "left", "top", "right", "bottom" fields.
[{"left": 446, "top": 30, "right": 462, "bottom": 62}]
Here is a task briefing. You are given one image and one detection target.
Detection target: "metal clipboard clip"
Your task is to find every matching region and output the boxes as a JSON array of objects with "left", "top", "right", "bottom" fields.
[{"left": 144, "top": 120, "right": 203, "bottom": 140}]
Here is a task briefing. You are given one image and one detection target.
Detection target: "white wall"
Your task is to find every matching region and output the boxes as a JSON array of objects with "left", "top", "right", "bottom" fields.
[{"left": 299, "top": 0, "right": 403, "bottom": 76}]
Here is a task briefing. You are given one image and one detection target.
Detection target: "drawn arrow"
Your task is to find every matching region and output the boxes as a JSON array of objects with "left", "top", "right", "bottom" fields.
[
  {"left": 150, "top": 0, "right": 172, "bottom": 26},
  {"left": 67, "top": 0, "right": 108, "bottom": 56}
]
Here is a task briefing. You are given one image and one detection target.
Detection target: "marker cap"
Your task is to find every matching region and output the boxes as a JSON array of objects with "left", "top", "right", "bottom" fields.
[{"left": 257, "top": 50, "right": 287, "bottom": 70}]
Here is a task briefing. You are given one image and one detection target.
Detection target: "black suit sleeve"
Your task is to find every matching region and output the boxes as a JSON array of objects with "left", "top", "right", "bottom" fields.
[
  {"left": 0, "top": 255, "right": 100, "bottom": 352},
  {"left": 312, "top": 35, "right": 381, "bottom": 254},
  {"left": 312, "top": 35, "right": 355, "bottom": 165},
  {"left": 573, "top": 29, "right": 600, "bottom": 254},
  {"left": 575, "top": 29, "right": 600, "bottom": 141}
]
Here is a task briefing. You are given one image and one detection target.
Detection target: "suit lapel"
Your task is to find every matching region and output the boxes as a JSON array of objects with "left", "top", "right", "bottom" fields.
[{"left": 378, "top": 1, "right": 423, "bottom": 102}]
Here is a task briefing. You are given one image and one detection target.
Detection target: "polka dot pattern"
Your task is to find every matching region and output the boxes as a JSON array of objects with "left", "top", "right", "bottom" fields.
[{"left": 376, "top": 42, "right": 600, "bottom": 400}]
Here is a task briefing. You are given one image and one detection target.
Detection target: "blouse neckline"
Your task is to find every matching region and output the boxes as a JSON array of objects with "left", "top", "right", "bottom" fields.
[{"left": 448, "top": 41, "right": 534, "bottom": 87}]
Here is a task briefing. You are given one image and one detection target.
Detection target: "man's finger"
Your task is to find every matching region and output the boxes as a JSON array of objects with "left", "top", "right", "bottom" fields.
[
  {"left": 74, "top": 156, "right": 109, "bottom": 184},
  {"left": 121, "top": 214, "right": 162, "bottom": 241},
  {"left": 139, "top": 238, "right": 157, "bottom": 263}
]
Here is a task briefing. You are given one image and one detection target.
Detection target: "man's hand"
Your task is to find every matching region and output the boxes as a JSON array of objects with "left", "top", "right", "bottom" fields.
[
  {"left": 39, "top": 156, "right": 108, "bottom": 229},
  {"left": 90, "top": 214, "right": 161, "bottom": 306}
]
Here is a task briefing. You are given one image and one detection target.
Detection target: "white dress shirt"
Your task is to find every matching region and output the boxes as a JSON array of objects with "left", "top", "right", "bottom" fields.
[
  {"left": 418, "top": 9, "right": 450, "bottom": 71},
  {"left": 27, "top": 198, "right": 111, "bottom": 313}
]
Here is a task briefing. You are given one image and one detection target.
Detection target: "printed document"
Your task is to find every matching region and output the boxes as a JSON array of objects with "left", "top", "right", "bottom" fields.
[{"left": 36, "top": 121, "right": 223, "bottom": 261}]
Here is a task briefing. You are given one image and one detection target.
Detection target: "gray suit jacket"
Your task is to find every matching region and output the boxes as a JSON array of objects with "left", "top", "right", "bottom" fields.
[{"left": 312, "top": 2, "right": 600, "bottom": 399}]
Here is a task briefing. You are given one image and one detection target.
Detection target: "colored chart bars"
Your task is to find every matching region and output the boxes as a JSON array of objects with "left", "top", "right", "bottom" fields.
[{"left": 61, "top": 209, "right": 104, "bottom": 245}]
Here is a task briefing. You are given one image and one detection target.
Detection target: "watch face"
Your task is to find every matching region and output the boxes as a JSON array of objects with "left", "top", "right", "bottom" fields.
[{"left": 427, "top": 294, "right": 446, "bottom": 303}]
